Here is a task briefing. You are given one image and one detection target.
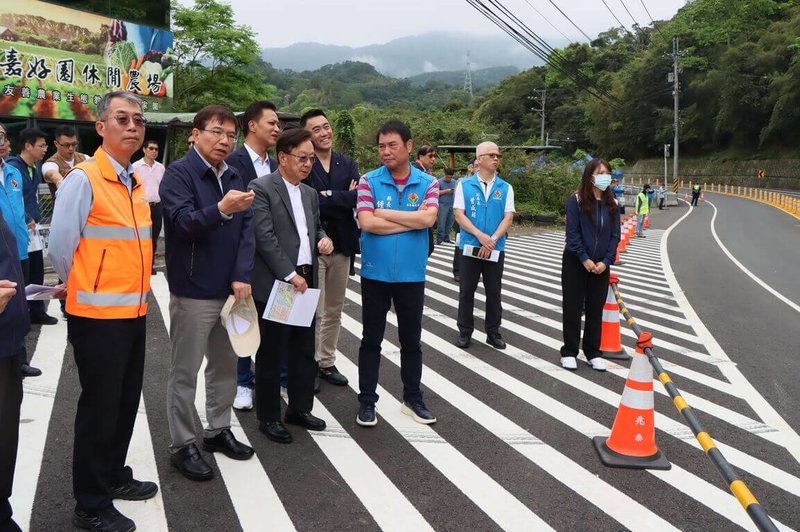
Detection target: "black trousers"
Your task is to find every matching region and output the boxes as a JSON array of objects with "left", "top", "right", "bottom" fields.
[
  {"left": 358, "top": 278, "right": 425, "bottom": 406},
  {"left": 691, "top": 192, "right": 700, "bottom": 206},
  {"left": 0, "top": 357, "right": 22, "bottom": 530},
  {"left": 68, "top": 316, "right": 146, "bottom": 511},
  {"left": 560, "top": 251, "right": 610, "bottom": 360},
  {"left": 254, "top": 271, "right": 317, "bottom": 422},
  {"left": 26, "top": 250, "right": 46, "bottom": 318},
  {"left": 457, "top": 251, "right": 505, "bottom": 336},
  {"left": 452, "top": 225, "right": 462, "bottom": 274},
  {"left": 150, "top": 202, "right": 163, "bottom": 267},
  {"left": 17, "top": 261, "right": 29, "bottom": 367}
]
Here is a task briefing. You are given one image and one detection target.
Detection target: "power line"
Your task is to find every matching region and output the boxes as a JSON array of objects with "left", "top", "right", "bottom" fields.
[
  {"left": 544, "top": 0, "right": 593, "bottom": 42},
  {"left": 521, "top": 0, "right": 572, "bottom": 44},
  {"left": 600, "top": 0, "right": 633, "bottom": 37},
  {"left": 617, "top": 0, "right": 641, "bottom": 28},
  {"left": 639, "top": 0, "right": 665, "bottom": 37}
]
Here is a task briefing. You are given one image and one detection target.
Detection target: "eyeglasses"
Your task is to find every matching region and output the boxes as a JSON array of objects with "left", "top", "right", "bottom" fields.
[
  {"left": 146, "top": 146, "right": 159, "bottom": 151},
  {"left": 105, "top": 114, "right": 147, "bottom": 128},
  {"left": 56, "top": 140, "right": 78, "bottom": 149},
  {"left": 0, "top": 133, "right": 7, "bottom": 144},
  {"left": 200, "top": 129, "right": 239, "bottom": 143},
  {"left": 286, "top": 153, "right": 316, "bottom": 165},
  {"left": 478, "top": 153, "right": 502, "bottom": 159}
]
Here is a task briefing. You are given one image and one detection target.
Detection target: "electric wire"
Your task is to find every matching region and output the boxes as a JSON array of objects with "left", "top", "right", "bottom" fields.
[
  {"left": 544, "top": 0, "right": 593, "bottom": 41},
  {"left": 639, "top": 0, "right": 666, "bottom": 37},
  {"left": 617, "top": 0, "right": 641, "bottom": 28},
  {"left": 521, "top": 0, "right": 573, "bottom": 43},
  {"left": 600, "top": 0, "right": 634, "bottom": 37}
]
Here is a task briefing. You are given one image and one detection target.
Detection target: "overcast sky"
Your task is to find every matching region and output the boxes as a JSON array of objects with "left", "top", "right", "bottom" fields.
[{"left": 179, "top": 0, "right": 687, "bottom": 48}]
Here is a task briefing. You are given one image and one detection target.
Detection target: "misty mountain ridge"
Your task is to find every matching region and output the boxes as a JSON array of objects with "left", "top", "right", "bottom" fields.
[
  {"left": 407, "top": 66, "right": 520, "bottom": 88},
  {"left": 262, "top": 32, "right": 556, "bottom": 78}
]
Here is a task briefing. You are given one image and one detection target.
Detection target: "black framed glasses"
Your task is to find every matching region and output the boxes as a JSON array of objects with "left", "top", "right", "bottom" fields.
[{"left": 286, "top": 153, "right": 316, "bottom": 165}]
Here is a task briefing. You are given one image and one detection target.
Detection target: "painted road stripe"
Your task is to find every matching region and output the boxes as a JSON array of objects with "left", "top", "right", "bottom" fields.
[
  {"left": 331, "top": 358, "right": 552, "bottom": 532},
  {"left": 339, "top": 288, "right": 792, "bottom": 531},
  {"left": 150, "top": 274, "right": 296, "bottom": 532},
  {"left": 345, "top": 279, "right": 800, "bottom": 498},
  {"left": 307, "top": 401, "right": 434, "bottom": 532},
  {"left": 335, "top": 317, "right": 681, "bottom": 532},
  {"left": 662, "top": 201, "right": 800, "bottom": 465}
]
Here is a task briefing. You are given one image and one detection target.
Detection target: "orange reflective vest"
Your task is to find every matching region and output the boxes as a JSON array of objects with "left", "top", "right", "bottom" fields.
[{"left": 65, "top": 149, "right": 152, "bottom": 319}]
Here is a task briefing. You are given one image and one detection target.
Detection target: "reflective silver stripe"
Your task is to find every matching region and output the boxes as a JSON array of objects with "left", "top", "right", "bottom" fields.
[
  {"left": 605, "top": 287, "right": 616, "bottom": 305},
  {"left": 76, "top": 291, "right": 144, "bottom": 307},
  {"left": 83, "top": 226, "right": 152, "bottom": 240},
  {"left": 628, "top": 354, "right": 653, "bottom": 382},
  {"left": 620, "top": 387, "right": 654, "bottom": 410},
  {"left": 602, "top": 309, "right": 619, "bottom": 322}
]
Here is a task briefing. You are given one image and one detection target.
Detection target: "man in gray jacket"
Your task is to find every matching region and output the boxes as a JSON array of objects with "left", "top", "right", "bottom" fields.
[{"left": 248, "top": 128, "right": 334, "bottom": 444}]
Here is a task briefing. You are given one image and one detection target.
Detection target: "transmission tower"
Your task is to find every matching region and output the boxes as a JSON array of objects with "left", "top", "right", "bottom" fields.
[{"left": 464, "top": 50, "right": 474, "bottom": 98}]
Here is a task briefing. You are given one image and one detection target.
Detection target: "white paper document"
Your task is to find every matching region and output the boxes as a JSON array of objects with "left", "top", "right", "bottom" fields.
[
  {"left": 25, "top": 284, "right": 66, "bottom": 301},
  {"left": 27, "top": 225, "right": 43, "bottom": 253},
  {"left": 463, "top": 244, "right": 500, "bottom": 262},
  {"left": 262, "top": 280, "right": 320, "bottom": 327}
]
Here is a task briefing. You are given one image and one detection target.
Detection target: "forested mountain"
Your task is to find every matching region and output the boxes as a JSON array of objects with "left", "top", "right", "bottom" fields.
[
  {"left": 407, "top": 66, "right": 519, "bottom": 88},
  {"left": 476, "top": 0, "right": 800, "bottom": 159}
]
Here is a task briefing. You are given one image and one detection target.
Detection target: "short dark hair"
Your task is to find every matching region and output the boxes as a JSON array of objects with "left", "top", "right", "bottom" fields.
[
  {"left": 242, "top": 100, "right": 277, "bottom": 131},
  {"left": 54, "top": 125, "right": 77, "bottom": 139},
  {"left": 300, "top": 108, "right": 328, "bottom": 128},
  {"left": 376, "top": 120, "right": 412, "bottom": 144},
  {"left": 193, "top": 104, "right": 238, "bottom": 132},
  {"left": 417, "top": 144, "right": 436, "bottom": 158},
  {"left": 444, "top": 167, "right": 455, "bottom": 176},
  {"left": 276, "top": 128, "right": 313, "bottom": 155},
  {"left": 19, "top": 127, "right": 47, "bottom": 149},
  {"left": 144, "top": 139, "right": 159, "bottom": 149}
]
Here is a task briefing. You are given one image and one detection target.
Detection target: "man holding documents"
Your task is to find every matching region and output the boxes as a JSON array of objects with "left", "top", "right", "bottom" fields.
[
  {"left": 160, "top": 105, "right": 256, "bottom": 481},
  {"left": 454, "top": 142, "right": 514, "bottom": 350},
  {"left": 248, "top": 128, "right": 333, "bottom": 443}
]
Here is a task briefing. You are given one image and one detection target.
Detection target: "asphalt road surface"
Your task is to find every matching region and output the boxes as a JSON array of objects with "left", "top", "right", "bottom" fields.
[{"left": 11, "top": 198, "right": 800, "bottom": 531}]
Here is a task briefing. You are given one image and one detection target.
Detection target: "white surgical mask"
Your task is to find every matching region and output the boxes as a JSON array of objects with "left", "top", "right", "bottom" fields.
[{"left": 594, "top": 173, "right": 612, "bottom": 191}]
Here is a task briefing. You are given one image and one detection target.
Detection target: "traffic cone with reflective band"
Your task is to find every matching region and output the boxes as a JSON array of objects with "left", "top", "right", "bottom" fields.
[
  {"left": 593, "top": 331, "right": 671, "bottom": 470},
  {"left": 643, "top": 215, "right": 650, "bottom": 229},
  {"left": 600, "top": 273, "right": 629, "bottom": 360}
]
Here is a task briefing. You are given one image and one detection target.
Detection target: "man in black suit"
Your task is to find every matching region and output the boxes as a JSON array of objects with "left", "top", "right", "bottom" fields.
[
  {"left": 248, "top": 128, "right": 334, "bottom": 443},
  {"left": 300, "top": 109, "right": 360, "bottom": 388},
  {"left": 226, "top": 100, "right": 280, "bottom": 411}
]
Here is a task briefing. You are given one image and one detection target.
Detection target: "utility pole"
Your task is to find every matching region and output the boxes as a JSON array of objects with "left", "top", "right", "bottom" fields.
[
  {"left": 529, "top": 89, "right": 546, "bottom": 145},
  {"left": 672, "top": 37, "right": 680, "bottom": 194},
  {"left": 664, "top": 144, "right": 670, "bottom": 185}
]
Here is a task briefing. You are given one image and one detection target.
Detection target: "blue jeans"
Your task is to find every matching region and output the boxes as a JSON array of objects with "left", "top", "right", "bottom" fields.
[
  {"left": 437, "top": 204, "right": 454, "bottom": 242},
  {"left": 636, "top": 215, "right": 646, "bottom": 235}
]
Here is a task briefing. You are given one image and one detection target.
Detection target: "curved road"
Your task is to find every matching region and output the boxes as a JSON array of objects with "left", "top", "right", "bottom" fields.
[{"left": 665, "top": 193, "right": 800, "bottom": 431}]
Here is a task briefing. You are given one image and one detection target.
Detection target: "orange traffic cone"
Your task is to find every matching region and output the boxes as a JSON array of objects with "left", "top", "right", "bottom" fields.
[
  {"left": 643, "top": 215, "right": 650, "bottom": 229},
  {"left": 684, "top": 193, "right": 689, "bottom": 202},
  {"left": 700, "top": 192, "right": 705, "bottom": 202},
  {"left": 614, "top": 247, "right": 623, "bottom": 266},
  {"left": 593, "top": 331, "right": 671, "bottom": 470},
  {"left": 600, "top": 273, "right": 629, "bottom": 360}
]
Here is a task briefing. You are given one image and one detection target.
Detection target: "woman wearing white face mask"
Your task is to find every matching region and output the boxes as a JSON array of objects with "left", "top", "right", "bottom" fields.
[{"left": 559, "top": 159, "right": 621, "bottom": 372}]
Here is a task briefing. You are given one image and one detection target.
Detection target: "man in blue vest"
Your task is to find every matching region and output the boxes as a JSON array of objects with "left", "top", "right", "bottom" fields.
[
  {"left": 355, "top": 121, "right": 439, "bottom": 427},
  {"left": 454, "top": 142, "right": 515, "bottom": 350}
]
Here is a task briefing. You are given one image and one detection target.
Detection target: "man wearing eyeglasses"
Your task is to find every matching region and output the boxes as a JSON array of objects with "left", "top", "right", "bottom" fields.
[
  {"left": 226, "top": 100, "right": 280, "bottom": 412},
  {"left": 248, "top": 128, "right": 333, "bottom": 443},
  {"left": 42, "top": 125, "right": 88, "bottom": 193},
  {"left": 160, "top": 105, "right": 256, "bottom": 481},
  {"left": 453, "top": 142, "right": 514, "bottom": 350},
  {"left": 48, "top": 91, "right": 157, "bottom": 532},
  {"left": 132, "top": 140, "right": 165, "bottom": 271}
]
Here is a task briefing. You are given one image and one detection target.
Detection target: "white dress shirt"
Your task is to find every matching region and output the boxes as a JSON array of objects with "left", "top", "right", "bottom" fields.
[
  {"left": 244, "top": 143, "right": 272, "bottom": 178},
  {"left": 283, "top": 176, "right": 313, "bottom": 267}
]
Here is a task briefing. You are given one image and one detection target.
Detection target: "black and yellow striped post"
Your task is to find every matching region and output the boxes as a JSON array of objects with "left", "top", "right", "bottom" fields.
[{"left": 611, "top": 282, "right": 779, "bottom": 532}]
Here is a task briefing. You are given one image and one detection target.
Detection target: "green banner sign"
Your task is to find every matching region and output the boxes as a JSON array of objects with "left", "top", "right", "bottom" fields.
[{"left": 0, "top": 0, "right": 174, "bottom": 120}]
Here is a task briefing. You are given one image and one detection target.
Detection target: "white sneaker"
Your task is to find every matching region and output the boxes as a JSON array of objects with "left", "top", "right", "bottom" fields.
[
  {"left": 233, "top": 386, "right": 253, "bottom": 410},
  {"left": 280, "top": 386, "right": 288, "bottom": 401},
  {"left": 590, "top": 358, "right": 608, "bottom": 372},
  {"left": 560, "top": 356, "right": 578, "bottom": 370}
]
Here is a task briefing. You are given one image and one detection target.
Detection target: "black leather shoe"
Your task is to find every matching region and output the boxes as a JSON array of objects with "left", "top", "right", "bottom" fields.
[
  {"left": 203, "top": 428, "right": 254, "bottom": 460},
  {"left": 318, "top": 365, "right": 348, "bottom": 386},
  {"left": 21, "top": 364, "right": 42, "bottom": 377},
  {"left": 284, "top": 410, "right": 326, "bottom": 431},
  {"left": 259, "top": 421, "right": 293, "bottom": 443},
  {"left": 30, "top": 313, "right": 58, "bottom": 325},
  {"left": 487, "top": 333, "right": 506, "bottom": 350},
  {"left": 453, "top": 274, "right": 460, "bottom": 282},
  {"left": 73, "top": 505, "right": 135, "bottom": 532},
  {"left": 110, "top": 478, "right": 158, "bottom": 500},
  {"left": 455, "top": 333, "right": 471, "bottom": 348},
  {"left": 171, "top": 443, "right": 214, "bottom": 481}
]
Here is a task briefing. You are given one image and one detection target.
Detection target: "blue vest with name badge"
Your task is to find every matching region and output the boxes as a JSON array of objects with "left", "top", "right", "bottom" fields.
[
  {"left": 458, "top": 175, "right": 509, "bottom": 252},
  {"left": 360, "top": 165, "right": 434, "bottom": 283}
]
